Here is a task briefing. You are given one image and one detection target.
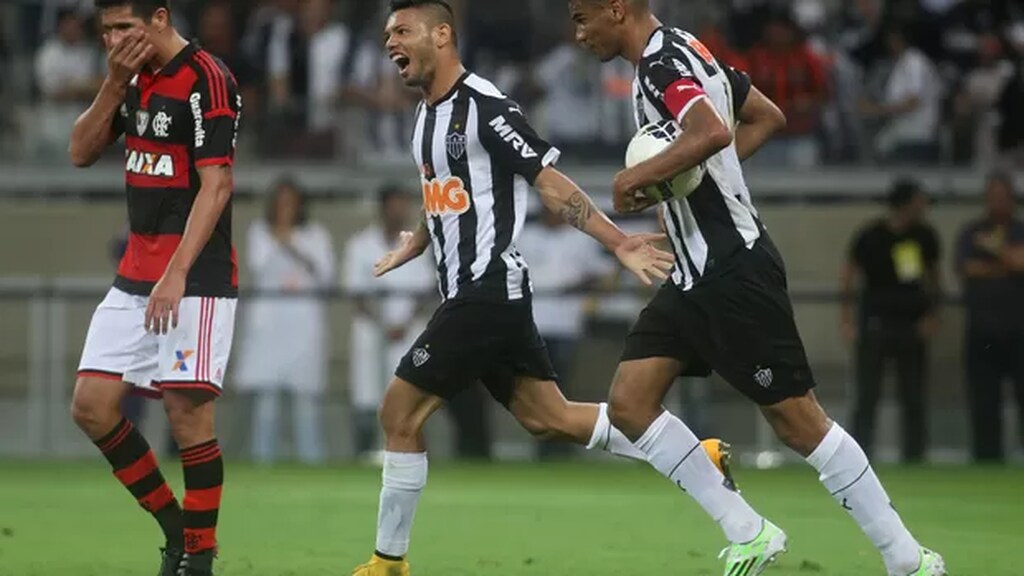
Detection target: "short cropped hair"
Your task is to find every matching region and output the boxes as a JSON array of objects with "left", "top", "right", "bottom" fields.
[
  {"left": 94, "top": 0, "right": 169, "bottom": 19},
  {"left": 888, "top": 178, "right": 925, "bottom": 209},
  {"left": 389, "top": 0, "right": 458, "bottom": 45}
]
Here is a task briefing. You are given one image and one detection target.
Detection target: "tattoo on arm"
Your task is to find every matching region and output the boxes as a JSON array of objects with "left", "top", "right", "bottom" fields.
[{"left": 560, "top": 191, "right": 594, "bottom": 231}]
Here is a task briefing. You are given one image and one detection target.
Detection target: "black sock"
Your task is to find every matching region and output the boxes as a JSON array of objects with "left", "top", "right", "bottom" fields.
[{"left": 95, "top": 418, "right": 184, "bottom": 548}]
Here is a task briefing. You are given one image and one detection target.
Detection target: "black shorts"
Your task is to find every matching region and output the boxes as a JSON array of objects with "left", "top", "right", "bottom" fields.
[
  {"left": 621, "top": 240, "right": 816, "bottom": 406},
  {"left": 395, "top": 298, "right": 558, "bottom": 406}
]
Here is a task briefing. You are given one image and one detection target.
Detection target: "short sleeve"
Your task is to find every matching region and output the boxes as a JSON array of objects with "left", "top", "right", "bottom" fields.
[
  {"left": 725, "top": 65, "right": 751, "bottom": 118},
  {"left": 112, "top": 100, "right": 127, "bottom": 137},
  {"left": 645, "top": 51, "right": 710, "bottom": 123},
  {"left": 191, "top": 54, "right": 241, "bottom": 167},
  {"left": 477, "top": 98, "right": 560, "bottom": 184},
  {"left": 849, "top": 227, "right": 869, "bottom": 266}
]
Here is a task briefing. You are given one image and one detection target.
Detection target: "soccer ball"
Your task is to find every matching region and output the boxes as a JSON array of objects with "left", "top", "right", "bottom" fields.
[{"left": 625, "top": 120, "right": 706, "bottom": 202}]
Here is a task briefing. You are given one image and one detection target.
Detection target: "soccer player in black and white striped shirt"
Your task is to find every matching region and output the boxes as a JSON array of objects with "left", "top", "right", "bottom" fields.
[
  {"left": 350, "top": 2, "right": 736, "bottom": 574},
  {"left": 570, "top": 1, "right": 946, "bottom": 575}
]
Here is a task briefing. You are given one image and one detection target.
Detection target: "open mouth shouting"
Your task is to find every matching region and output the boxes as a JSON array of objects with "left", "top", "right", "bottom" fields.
[{"left": 391, "top": 52, "right": 412, "bottom": 77}]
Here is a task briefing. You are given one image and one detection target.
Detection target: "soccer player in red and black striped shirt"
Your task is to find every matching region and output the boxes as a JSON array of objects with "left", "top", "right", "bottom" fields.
[{"left": 68, "top": 1, "right": 239, "bottom": 575}]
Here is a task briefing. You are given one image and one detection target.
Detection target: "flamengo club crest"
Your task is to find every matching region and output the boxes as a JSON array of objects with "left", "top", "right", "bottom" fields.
[
  {"left": 446, "top": 131, "right": 466, "bottom": 160},
  {"left": 136, "top": 109, "right": 150, "bottom": 136}
]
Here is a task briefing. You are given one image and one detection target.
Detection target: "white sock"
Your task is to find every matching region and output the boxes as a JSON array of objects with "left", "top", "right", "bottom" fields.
[
  {"left": 636, "top": 411, "right": 763, "bottom": 543},
  {"left": 586, "top": 403, "right": 647, "bottom": 461},
  {"left": 807, "top": 423, "right": 920, "bottom": 575},
  {"left": 375, "top": 451, "right": 427, "bottom": 558}
]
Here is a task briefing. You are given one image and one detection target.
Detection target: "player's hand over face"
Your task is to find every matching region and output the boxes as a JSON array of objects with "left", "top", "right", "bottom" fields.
[
  {"left": 614, "top": 233, "right": 675, "bottom": 286},
  {"left": 373, "top": 231, "right": 416, "bottom": 277},
  {"left": 146, "top": 270, "right": 186, "bottom": 335},
  {"left": 107, "top": 30, "right": 155, "bottom": 87}
]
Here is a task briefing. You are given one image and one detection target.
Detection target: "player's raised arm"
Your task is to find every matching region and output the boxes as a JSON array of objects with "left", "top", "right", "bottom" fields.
[
  {"left": 734, "top": 84, "right": 787, "bottom": 162},
  {"left": 69, "top": 29, "right": 153, "bottom": 167}
]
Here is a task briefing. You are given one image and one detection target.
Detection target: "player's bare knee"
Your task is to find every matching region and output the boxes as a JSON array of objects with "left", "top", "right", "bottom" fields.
[
  {"left": 763, "top": 393, "right": 831, "bottom": 457},
  {"left": 607, "top": 388, "right": 656, "bottom": 438},
  {"left": 163, "top": 392, "right": 215, "bottom": 447},
  {"left": 379, "top": 402, "right": 422, "bottom": 442},
  {"left": 70, "top": 380, "right": 120, "bottom": 435}
]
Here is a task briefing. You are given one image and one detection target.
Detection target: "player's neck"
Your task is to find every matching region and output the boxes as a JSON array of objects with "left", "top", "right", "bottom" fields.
[
  {"left": 423, "top": 60, "right": 466, "bottom": 105},
  {"left": 147, "top": 32, "right": 189, "bottom": 73},
  {"left": 624, "top": 13, "right": 663, "bottom": 65}
]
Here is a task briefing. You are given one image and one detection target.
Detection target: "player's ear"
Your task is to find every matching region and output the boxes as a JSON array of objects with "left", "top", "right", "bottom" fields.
[
  {"left": 433, "top": 22, "right": 453, "bottom": 49},
  {"left": 609, "top": 0, "right": 627, "bottom": 22},
  {"left": 151, "top": 7, "right": 171, "bottom": 32}
]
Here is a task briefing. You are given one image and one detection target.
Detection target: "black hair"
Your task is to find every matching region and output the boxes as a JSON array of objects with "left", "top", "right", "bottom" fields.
[
  {"left": 389, "top": 0, "right": 458, "bottom": 45},
  {"left": 265, "top": 177, "right": 309, "bottom": 227},
  {"left": 389, "top": 0, "right": 453, "bottom": 16},
  {"left": 888, "top": 178, "right": 924, "bottom": 210},
  {"left": 94, "top": 0, "right": 169, "bottom": 19},
  {"left": 378, "top": 183, "right": 411, "bottom": 212}
]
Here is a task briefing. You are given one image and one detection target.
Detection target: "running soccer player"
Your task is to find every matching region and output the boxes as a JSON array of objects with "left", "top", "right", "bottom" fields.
[
  {"left": 68, "top": 1, "right": 240, "bottom": 575},
  {"left": 568, "top": 1, "right": 945, "bottom": 575},
  {"left": 352, "top": 1, "right": 732, "bottom": 574}
]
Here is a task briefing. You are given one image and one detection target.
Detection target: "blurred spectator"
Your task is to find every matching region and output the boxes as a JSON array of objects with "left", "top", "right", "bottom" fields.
[
  {"left": 941, "top": 0, "right": 1024, "bottom": 73},
  {"left": 839, "top": 0, "right": 887, "bottom": 68},
  {"left": 197, "top": 1, "right": 258, "bottom": 118},
  {"left": 696, "top": 20, "right": 748, "bottom": 71},
  {"left": 952, "top": 32, "right": 1015, "bottom": 165},
  {"left": 841, "top": 179, "right": 941, "bottom": 463},
  {"left": 954, "top": 172, "right": 1024, "bottom": 462},
  {"left": 996, "top": 55, "right": 1024, "bottom": 164},
  {"left": 517, "top": 205, "right": 611, "bottom": 459},
  {"left": 242, "top": 0, "right": 299, "bottom": 91},
  {"left": 726, "top": 0, "right": 774, "bottom": 52},
  {"left": 342, "top": 184, "right": 433, "bottom": 460},
  {"left": 267, "top": 0, "right": 350, "bottom": 155},
  {"left": 744, "top": 12, "right": 828, "bottom": 167},
  {"left": 236, "top": 178, "right": 336, "bottom": 464},
  {"left": 461, "top": 0, "right": 537, "bottom": 103},
  {"left": 533, "top": 29, "right": 604, "bottom": 156},
  {"left": 35, "top": 8, "right": 101, "bottom": 155},
  {"left": 861, "top": 25, "right": 943, "bottom": 164},
  {"left": 345, "top": 10, "right": 418, "bottom": 161}
]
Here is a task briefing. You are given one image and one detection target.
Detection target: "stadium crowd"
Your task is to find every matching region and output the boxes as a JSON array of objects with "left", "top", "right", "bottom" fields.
[{"left": 2, "top": 0, "right": 1024, "bottom": 166}]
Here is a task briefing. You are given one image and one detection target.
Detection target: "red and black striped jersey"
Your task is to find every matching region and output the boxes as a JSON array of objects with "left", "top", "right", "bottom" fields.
[{"left": 113, "top": 42, "right": 241, "bottom": 298}]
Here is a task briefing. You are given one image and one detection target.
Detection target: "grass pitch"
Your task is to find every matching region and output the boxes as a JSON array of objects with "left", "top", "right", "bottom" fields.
[{"left": 0, "top": 460, "right": 1018, "bottom": 575}]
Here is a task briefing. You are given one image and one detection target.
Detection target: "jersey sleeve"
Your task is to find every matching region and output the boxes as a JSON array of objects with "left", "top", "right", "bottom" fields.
[
  {"left": 111, "top": 101, "right": 127, "bottom": 138},
  {"left": 191, "top": 56, "right": 241, "bottom": 167},
  {"left": 477, "top": 98, "right": 560, "bottom": 185},
  {"left": 646, "top": 50, "right": 710, "bottom": 124},
  {"left": 724, "top": 65, "right": 752, "bottom": 119}
]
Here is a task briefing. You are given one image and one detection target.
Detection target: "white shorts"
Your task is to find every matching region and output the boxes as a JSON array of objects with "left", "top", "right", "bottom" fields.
[{"left": 77, "top": 287, "right": 237, "bottom": 398}]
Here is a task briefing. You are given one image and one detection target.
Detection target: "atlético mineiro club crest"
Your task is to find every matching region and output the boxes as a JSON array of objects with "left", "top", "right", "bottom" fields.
[
  {"left": 446, "top": 132, "right": 466, "bottom": 160},
  {"left": 136, "top": 110, "right": 150, "bottom": 136}
]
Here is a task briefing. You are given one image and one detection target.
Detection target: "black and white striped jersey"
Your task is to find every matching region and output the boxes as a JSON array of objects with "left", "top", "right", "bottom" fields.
[
  {"left": 411, "top": 72, "right": 561, "bottom": 302},
  {"left": 633, "top": 26, "right": 761, "bottom": 290}
]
